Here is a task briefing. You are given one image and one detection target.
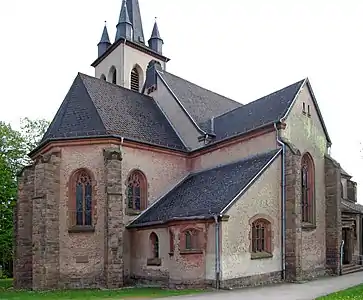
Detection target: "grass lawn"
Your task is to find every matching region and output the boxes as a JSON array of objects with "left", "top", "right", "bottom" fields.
[
  {"left": 316, "top": 284, "right": 363, "bottom": 299},
  {"left": 0, "top": 279, "right": 205, "bottom": 300}
]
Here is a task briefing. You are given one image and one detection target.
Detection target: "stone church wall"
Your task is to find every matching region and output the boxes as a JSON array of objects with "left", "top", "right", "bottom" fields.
[
  {"left": 59, "top": 144, "right": 107, "bottom": 288},
  {"left": 282, "top": 83, "right": 328, "bottom": 279},
  {"left": 220, "top": 156, "right": 282, "bottom": 288},
  {"left": 14, "top": 165, "right": 35, "bottom": 289}
]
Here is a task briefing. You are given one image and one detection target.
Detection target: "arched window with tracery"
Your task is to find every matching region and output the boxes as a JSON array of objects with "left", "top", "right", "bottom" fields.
[
  {"left": 126, "top": 170, "right": 147, "bottom": 212},
  {"left": 149, "top": 232, "right": 159, "bottom": 259},
  {"left": 301, "top": 153, "right": 315, "bottom": 224},
  {"left": 70, "top": 169, "right": 93, "bottom": 228},
  {"left": 251, "top": 218, "right": 272, "bottom": 253},
  {"left": 130, "top": 67, "right": 140, "bottom": 91}
]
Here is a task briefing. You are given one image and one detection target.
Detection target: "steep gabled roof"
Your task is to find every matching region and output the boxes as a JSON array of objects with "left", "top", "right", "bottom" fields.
[
  {"left": 200, "top": 79, "right": 306, "bottom": 143},
  {"left": 128, "top": 149, "right": 280, "bottom": 228},
  {"left": 158, "top": 71, "right": 242, "bottom": 124},
  {"left": 41, "top": 73, "right": 186, "bottom": 151}
]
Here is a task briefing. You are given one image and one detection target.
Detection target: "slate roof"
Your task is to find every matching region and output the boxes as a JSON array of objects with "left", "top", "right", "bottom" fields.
[
  {"left": 41, "top": 73, "right": 186, "bottom": 151},
  {"left": 200, "top": 79, "right": 306, "bottom": 142},
  {"left": 158, "top": 71, "right": 242, "bottom": 124},
  {"left": 341, "top": 199, "right": 363, "bottom": 214},
  {"left": 128, "top": 149, "right": 280, "bottom": 228}
]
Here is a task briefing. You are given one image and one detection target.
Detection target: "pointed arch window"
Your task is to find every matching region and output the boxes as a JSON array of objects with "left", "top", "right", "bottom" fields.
[
  {"left": 112, "top": 69, "right": 117, "bottom": 84},
  {"left": 100, "top": 74, "right": 106, "bottom": 81},
  {"left": 147, "top": 232, "right": 161, "bottom": 266},
  {"left": 68, "top": 169, "right": 95, "bottom": 231},
  {"left": 150, "top": 232, "right": 159, "bottom": 258},
  {"left": 130, "top": 67, "right": 140, "bottom": 91},
  {"left": 126, "top": 170, "right": 147, "bottom": 213},
  {"left": 301, "top": 153, "right": 315, "bottom": 224}
]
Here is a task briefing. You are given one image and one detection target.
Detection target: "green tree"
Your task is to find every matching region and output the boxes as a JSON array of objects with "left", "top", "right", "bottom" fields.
[{"left": 0, "top": 118, "right": 49, "bottom": 277}]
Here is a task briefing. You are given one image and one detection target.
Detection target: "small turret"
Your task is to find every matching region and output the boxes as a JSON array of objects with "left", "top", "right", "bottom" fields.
[
  {"left": 148, "top": 19, "right": 163, "bottom": 54},
  {"left": 97, "top": 22, "right": 111, "bottom": 57},
  {"left": 115, "top": 0, "right": 133, "bottom": 41}
]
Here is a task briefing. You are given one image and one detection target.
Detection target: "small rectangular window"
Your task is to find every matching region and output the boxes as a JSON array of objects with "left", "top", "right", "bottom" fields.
[
  {"left": 307, "top": 105, "right": 311, "bottom": 117},
  {"left": 302, "top": 102, "right": 306, "bottom": 114}
]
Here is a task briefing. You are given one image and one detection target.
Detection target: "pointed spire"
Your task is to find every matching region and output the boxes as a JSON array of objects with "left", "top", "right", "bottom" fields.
[
  {"left": 148, "top": 18, "right": 164, "bottom": 54},
  {"left": 99, "top": 21, "right": 111, "bottom": 44},
  {"left": 150, "top": 18, "right": 161, "bottom": 39},
  {"left": 98, "top": 21, "right": 111, "bottom": 57},
  {"left": 116, "top": 0, "right": 133, "bottom": 41},
  {"left": 118, "top": 0, "right": 131, "bottom": 25}
]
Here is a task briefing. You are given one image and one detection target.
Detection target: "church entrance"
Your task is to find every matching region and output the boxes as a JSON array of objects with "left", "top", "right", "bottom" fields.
[{"left": 342, "top": 228, "right": 352, "bottom": 265}]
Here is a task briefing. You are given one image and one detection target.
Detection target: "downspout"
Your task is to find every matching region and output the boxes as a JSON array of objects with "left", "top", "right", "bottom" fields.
[
  {"left": 214, "top": 215, "right": 221, "bottom": 289},
  {"left": 274, "top": 123, "right": 286, "bottom": 280}
]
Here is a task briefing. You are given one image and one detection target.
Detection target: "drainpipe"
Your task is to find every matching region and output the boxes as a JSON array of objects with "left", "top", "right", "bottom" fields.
[
  {"left": 214, "top": 215, "right": 221, "bottom": 289},
  {"left": 274, "top": 123, "right": 286, "bottom": 280}
]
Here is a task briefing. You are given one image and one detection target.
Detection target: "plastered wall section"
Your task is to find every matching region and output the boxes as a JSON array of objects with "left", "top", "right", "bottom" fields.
[
  {"left": 220, "top": 157, "right": 282, "bottom": 280},
  {"left": 59, "top": 144, "right": 109, "bottom": 280},
  {"left": 192, "top": 131, "right": 277, "bottom": 172},
  {"left": 281, "top": 84, "right": 328, "bottom": 272},
  {"left": 95, "top": 43, "right": 165, "bottom": 89},
  {"left": 148, "top": 74, "right": 204, "bottom": 150}
]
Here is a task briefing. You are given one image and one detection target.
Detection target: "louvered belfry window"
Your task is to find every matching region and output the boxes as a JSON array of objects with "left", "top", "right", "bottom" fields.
[{"left": 131, "top": 67, "right": 140, "bottom": 92}]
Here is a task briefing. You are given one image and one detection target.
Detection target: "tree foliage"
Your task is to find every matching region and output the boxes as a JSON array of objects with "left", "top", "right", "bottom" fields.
[{"left": 0, "top": 118, "right": 49, "bottom": 277}]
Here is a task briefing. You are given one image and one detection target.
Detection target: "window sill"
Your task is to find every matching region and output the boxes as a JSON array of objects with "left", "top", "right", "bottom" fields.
[
  {"left": 302, "top": 223, "right": 316, "bottom": 231},
  {"left": 147, "top": 258, "right": 161, "bottom": 266},
  {"left": 251, "top": 252, "right": 273, "bottom": 260},
  {"left": 126, "top": 209, "right": 142, "bottom": 216},
  {"left": 68, "top": 226, "right": 95, "bottom": 233},
  {"left": 180, "top": 249, "right": 203, "bottom": 255}
]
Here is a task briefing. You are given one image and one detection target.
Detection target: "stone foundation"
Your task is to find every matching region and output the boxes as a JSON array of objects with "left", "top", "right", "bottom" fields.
[
  {"left": 219, "top": 271, "right": 282, "bottom": 289},
  {"left": 59, "top": 273, "right": 105, "bottom": 289}
]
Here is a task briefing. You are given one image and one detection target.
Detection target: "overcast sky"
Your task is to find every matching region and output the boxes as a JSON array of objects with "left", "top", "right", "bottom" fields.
[{"left": 1, "top": 0, "right": 362, "bottom": 201}]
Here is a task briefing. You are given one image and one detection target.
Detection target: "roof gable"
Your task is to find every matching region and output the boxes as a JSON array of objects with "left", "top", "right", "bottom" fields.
[
  {"left": 282, "top": 79, "right": 331, "bottom": 144},
  {"left": 158, "top": 71, "right": 242, "bottom": 124},
  {"left": 129, "top": 149, "right": 280, "bottom": 228}
]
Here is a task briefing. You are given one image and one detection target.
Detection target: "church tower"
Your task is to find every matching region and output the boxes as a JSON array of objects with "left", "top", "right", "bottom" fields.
[{"left": 91, "top": 0, "right": 170, "bottom": 92}]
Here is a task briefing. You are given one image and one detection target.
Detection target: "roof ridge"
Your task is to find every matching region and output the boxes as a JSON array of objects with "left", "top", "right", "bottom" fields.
[
  {"left": 162, "top": 70, "right": 242, "bottom": 106},
  {"left": 214, "top": 78, "right": 306, "bottom": 121}
]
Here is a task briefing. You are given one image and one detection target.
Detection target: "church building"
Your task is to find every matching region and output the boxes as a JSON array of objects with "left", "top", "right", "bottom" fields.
[{"left": 14, "top": 0, "right": 363, "bottom": 290}]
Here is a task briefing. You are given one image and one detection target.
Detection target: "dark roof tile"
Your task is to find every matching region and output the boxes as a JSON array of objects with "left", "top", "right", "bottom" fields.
[
  {"left": 129, "top": 149, "right": 280, "bottom": 227},
  {"left": 42, "top": 73, "right": 186, "bottom": 151},
  {"left": 159, "top": 71, "right": 242, "bottom": 124},
  {"left": 204, "top": 79, "right": 305, "bottom": 142}
]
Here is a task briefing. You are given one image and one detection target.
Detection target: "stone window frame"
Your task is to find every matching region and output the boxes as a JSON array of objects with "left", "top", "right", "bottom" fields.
[
  {"left": 169, "top": 229, "right": 175, "bottom": 256},
  {"left": 249, "top": 214, "right": 274, "bottom": 260},
  {"left": 179, "top": 228, "right": 203, "bottom": 255},
  {"left": 125, "top": 169, "right": 148, "bottom": 216},
  {"left": 301, "top": 152, "right": 316, "bottom": 228},
  {"left": 147, "top": 232, "right": 161, "bottom": 266},
  {"left": 67, "top": 168, "right": 97, "bottom": 233}
]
